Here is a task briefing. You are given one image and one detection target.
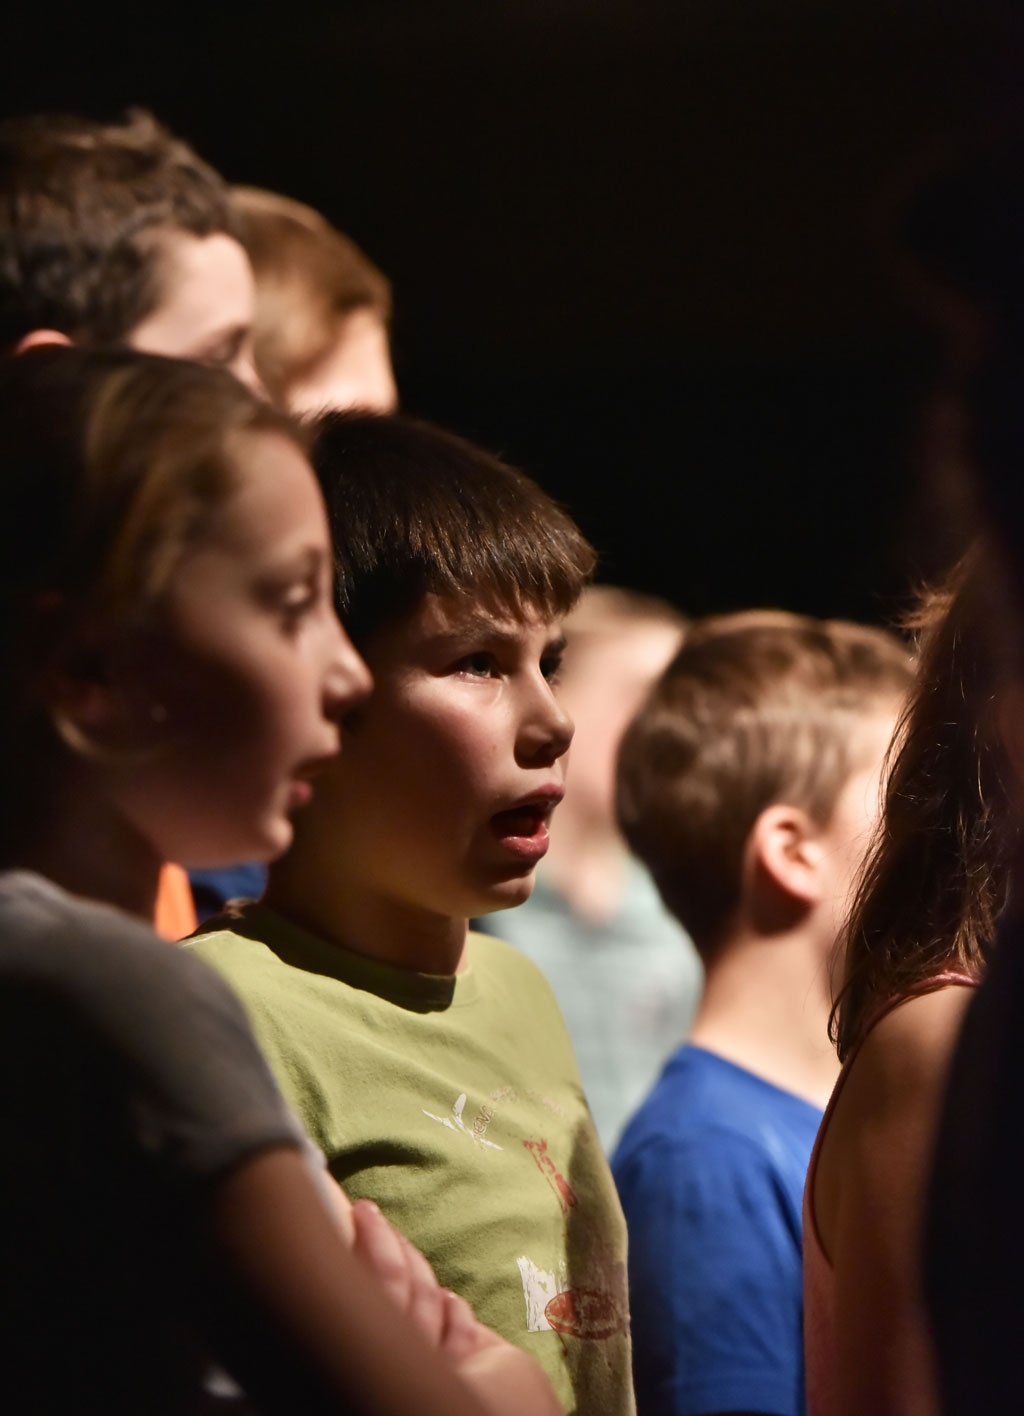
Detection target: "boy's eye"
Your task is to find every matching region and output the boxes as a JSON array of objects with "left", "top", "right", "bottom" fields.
[
  {"left": 457, "top": 652, "right": 496, "bottom": 677},
  {"left": 540, "top": 653, "right": 563, "bottom": 684}
]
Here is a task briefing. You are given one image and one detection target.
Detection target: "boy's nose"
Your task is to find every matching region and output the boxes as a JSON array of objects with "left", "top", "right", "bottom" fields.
[{"left": 518, "top": 683, "right": 574, "bottom": 766}]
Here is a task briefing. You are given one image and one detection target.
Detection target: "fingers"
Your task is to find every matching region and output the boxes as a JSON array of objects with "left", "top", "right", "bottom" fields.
[
  {"left": 349, "top": 1200, "right": 447, "bottom": 1347},
  {"left": 438, "top": 1289, "right": 489, "bottom": 1364},
  {"left": 397, "top": 1229, "right": 448, "bottom": 1349}
]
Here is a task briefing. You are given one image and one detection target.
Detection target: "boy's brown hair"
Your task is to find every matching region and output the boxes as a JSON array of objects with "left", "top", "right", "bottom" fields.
[
  {"left": 232, "top": 187, "right": 391, "bottom": 405},
  {"left": 617, "top": 610, "right": 913, "bottom": 954},
  {"left": 0, "top": 108, "right": 236, "bottom": 353},
  {"left": 311, "top": 411, "right": 595, "bottom": 648}
]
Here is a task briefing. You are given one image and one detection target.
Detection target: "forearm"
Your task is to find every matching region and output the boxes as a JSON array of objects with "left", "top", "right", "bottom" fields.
[{"left": 200, "top": 1145, "right": 562, "bottom": 1416}]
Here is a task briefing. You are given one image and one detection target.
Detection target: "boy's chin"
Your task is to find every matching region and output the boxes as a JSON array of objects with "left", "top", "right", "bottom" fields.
[{"left": 476, "top": 873, "right": 537, "bottom": 914}]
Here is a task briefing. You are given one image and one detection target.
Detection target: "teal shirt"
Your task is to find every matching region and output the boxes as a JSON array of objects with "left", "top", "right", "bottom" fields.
[{"left": 187, "top": 905, "right": 635, "bottom": 1416}]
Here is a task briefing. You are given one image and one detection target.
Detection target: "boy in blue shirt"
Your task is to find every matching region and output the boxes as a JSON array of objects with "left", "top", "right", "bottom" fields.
[{"left": 612, "top": 611, "right": 911, "bottom": 1416}]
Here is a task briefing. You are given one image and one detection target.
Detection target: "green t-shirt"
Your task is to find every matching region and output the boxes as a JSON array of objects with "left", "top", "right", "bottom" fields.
[{"left": 187, "top": 905, "right": 634, "bottom": 1416}]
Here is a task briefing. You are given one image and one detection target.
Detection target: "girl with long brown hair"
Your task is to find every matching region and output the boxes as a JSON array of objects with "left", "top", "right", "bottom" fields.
[{"left": 803, "top": 545, "right": 1017, "bottom": 1416}]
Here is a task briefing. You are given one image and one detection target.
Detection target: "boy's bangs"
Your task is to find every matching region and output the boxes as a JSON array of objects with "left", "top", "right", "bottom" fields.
[{"left": 422, "top": 518, "right": 594, "bottom": 626}]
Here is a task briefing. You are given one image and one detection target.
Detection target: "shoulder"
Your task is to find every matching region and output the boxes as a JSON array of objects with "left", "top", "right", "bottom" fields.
[
  {"left": 616, "top": 1054, "right": 801, "bottom": 1190},
  {"left": 0, "top": 870, "right": 236, "bottom": 1010},
  {"left": 185, "top": 913, "right": 297, "bottom": 997},
  {"left": 845, "top": 984, "right": 976, "bottom": 1126}
]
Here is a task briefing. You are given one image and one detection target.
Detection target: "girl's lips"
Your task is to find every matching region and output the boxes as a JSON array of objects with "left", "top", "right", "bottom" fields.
[{"left": 287, "top": 777, "right": 315, "bottom": 809}]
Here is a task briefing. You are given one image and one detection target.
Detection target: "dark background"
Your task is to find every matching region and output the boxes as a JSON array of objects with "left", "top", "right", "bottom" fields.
[{"left": 6, "top": 1, "right": 1020, "bottom": 622}]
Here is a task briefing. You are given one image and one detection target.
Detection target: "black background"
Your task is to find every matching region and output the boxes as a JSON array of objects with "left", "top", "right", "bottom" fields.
[{"left": 6, "top": 1, "right": 1020, "bottom": 622}]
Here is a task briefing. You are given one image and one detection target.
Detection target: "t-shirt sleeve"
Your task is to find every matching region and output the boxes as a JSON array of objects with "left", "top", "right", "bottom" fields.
[
  {"left": 615, "top": 1130, "right": 806, "bottom": 1416},
  {"left": 3, "top": 885, "right": 306, "bottom": 1186}
]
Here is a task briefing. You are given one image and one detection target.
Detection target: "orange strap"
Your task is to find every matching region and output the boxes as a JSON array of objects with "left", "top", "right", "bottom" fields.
[{"left": 154, "top": 861, "right": 197, "bottom": 942}]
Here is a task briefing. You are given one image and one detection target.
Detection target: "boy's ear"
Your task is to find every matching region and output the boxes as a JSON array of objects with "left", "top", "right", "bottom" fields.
[
  {"left": 747, "top": 803, "right": 827, "bottom": 910},
  {"left": 15, "top": 329, "right": 74, "bottom": 355}
]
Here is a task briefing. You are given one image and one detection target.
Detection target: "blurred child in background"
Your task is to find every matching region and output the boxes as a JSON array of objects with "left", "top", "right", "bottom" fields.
[
  {"left": 233, "top": 186, "right": 397, "bottom": 416},
  {"left": 613, "top": 612, "right": 910, "bottom": 1416}
]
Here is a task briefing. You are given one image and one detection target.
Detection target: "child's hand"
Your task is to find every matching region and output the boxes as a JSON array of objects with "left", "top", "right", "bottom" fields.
[
  {"left": 349, "top": 1197, "right": 464, "bottom": 1352},
  {"left": 454, "top": 1328, "right": 565, "bottom": 1416},
  {"left": 349, "top": 1199, "right": 564, "bottom": 1411}
]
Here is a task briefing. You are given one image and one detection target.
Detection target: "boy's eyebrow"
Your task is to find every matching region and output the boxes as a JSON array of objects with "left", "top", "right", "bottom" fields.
[{"left": 429, "top": 613, "right": 565, "bottom": 653}]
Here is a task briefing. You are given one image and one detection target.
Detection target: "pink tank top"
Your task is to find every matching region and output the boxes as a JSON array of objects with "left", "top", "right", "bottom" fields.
[{"left": 802, "top": 974, "right": 976, "bottom": 1416}]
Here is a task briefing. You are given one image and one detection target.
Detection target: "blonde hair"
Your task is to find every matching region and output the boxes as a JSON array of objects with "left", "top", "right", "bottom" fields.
[
  {"left": 0, "top": 346, "right": 298, "bottom": 852},
  {"left": 618, "top": 610, "right": 913, "bottom": 953},
  {"left": 232, "top": 186, "right": 392, "bottom": 405}
]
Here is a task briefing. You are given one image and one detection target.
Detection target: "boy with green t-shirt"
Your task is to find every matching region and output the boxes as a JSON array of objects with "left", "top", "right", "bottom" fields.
[{"left": 187, "top": 412, "right": 634, "bottom": 1416}]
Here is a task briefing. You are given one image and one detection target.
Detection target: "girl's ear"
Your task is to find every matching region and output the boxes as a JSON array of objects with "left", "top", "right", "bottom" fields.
[
  {"left": 44, "top": 641, "right": 125, "bottom": 751},
  {"left": 747, "top": 803, "right": 827, "bottom": 908},
  {"left": 33, "top": 599, "right": 139, "bottom": 754}
]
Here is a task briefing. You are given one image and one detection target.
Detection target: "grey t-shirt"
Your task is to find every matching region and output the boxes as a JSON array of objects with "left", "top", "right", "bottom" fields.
[{"left": 0, "top": 870, "right": 306, "bottom": 1413}]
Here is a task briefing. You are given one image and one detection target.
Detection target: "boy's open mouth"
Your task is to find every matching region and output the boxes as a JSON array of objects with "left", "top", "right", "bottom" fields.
[
  {"left": 489, "top": 790, "right": 564, "bottom": 860},
  {"left": 490, "top": 803, "right": 549, "bottom": 839}
]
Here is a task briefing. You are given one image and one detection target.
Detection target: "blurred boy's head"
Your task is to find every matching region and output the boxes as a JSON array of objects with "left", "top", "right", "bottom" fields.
[
  {"left": 555, "top": 587, "right": 686, "bottom": 833},
  {"left": 0, "top": 109, "right": 260, "bottom": 391},
  {"left": 232, "top": 186, "right": 396, "bottom": 416},
  {"left": 274, "top": 412, "right": 594, "bottom": 923},
  {"left": 617, "top": 611, "right": 912, "bottom": 960}
]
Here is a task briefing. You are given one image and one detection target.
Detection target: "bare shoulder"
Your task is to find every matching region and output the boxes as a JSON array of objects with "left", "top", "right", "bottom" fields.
[
  {"left": 815, "top": 983, "right": 975, "bottom": 1256},
  {"left": 825, "top": 986, "right": 974, "bottom": 1157},
  {"left": 851, "top": 984, "right": 975, "bottom": 1112}
]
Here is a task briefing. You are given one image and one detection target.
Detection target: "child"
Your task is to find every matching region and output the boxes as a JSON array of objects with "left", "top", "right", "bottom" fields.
[
  {"left": 486, "top": 586, "right": 702, "bottom": 1152},
  {"left": 611, "top": 611, "right": 911, "bottom": 1416},
  {"left": 806, "top": 550, "right": 1014, "bottom": 1416},
  {"left": 232, "top": 185, "right": 397, "bottom": 415},
  {"left": 0, "top": 109, "right": 261, "bottom": 389},
  {"left": 0, "top": 346, "right": 559, "bottom": 1415},
  {"left": 187, "top": 412, "right": 636, "bottom": 1415}
]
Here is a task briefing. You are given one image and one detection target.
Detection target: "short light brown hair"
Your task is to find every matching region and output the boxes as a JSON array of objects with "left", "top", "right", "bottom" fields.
[
  {"left": 617, "top": 611, "right": 913, "bottom": 952},
  {"left": 0, "top": 109, "right": 236, "bottom": 352},
  {"left": 232, "top": 186, "right": 392, "bottom": 405}
]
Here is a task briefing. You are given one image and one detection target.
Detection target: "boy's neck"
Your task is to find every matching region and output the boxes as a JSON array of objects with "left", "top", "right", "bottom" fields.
[
  {"left": 263, "top": 859, "right": 469, "bottom": 976},
  {"left": 687, "top": 920, "right": 840, "bottom": 1110}
]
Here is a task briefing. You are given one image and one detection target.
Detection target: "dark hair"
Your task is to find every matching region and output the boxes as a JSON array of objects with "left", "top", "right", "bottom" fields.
[
  {"left": 311, "top": 411, "right": 596, "bottom": 647},
  {"left": 832, "top": 546, "right": 1017, "bottom": 1061},
  {"left": 0, "top": 345, "right": 297, "bottom": 857},
  {"left": 232, "top": 187, "right": 391, "bottom": 405},
  {"left": 0, "top": 109, "right": 236, "bottom": 352},
  {"left": 617, "top": 610, "right": 913, "bottom": 953}
]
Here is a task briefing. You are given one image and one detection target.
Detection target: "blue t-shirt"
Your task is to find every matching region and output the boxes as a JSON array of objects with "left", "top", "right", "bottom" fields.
[{"left": 612, "top": 1045, "right": 822, "bottom": 1416}]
